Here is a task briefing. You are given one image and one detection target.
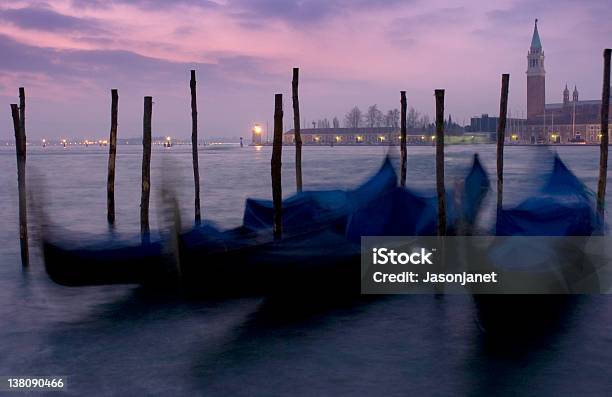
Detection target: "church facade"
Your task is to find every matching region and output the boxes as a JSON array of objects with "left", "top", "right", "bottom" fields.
[{"left": 524, "top": 20, "right": 611, "bottom": 143}]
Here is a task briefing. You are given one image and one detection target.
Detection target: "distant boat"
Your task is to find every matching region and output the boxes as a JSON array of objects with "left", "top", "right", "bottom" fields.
[{"left": 201, "top": 143, "right": 240, "bottom": 150}]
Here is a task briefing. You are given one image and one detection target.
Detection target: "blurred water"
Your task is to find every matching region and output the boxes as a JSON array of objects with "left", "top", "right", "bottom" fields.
[{"left": 0, "top": 144, "right": 611, "bottom": 396}]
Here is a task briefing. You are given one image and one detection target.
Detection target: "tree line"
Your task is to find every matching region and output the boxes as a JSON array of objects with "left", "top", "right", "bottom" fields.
[
  {"left": 312, "top": 105, "right": 431, "bottom": 129},
  {"left": 312, "top": 105, "right": 463, "bottom": 134}
]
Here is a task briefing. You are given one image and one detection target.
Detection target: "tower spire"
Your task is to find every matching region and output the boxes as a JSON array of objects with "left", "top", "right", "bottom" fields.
[
  {"left": 531, "top": 19, "right": 542, "bottom": 50},
  {"left": 573, "top": 85, "right": 579, "bottom": 102}
]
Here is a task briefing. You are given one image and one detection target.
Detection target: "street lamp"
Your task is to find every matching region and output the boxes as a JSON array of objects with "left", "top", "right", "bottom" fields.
[{"left": 252, "top": 124, "right": 263, "bottom": 145}]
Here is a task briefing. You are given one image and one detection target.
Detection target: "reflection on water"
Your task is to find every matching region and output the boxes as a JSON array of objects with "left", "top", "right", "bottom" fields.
[{"left": 0, "top": 145, "right": 611, "bottom": 396}]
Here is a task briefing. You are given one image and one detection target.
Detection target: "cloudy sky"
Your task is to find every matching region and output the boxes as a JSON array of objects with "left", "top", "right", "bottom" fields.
[{"left": 0, "top": 0, "right": 610, "bottom": 139}]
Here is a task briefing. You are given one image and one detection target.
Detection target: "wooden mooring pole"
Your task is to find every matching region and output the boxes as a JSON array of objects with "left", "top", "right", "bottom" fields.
[
  {"left": 292, "top": 68, "right": 303, "bottom": 192},
  {"left": 272, "top": 94, "right": 283, "bottom": 240},
  {"left": 141, "top": 96, "right": 152, "bottom": 242},
  {"left": 11, "top": 95, "right": 28, "bottom": 266},
  {"left": 400, "top": 91, "right": 407, "bottom": 187},
  {"left": 597, "top": 49, "right": 611, "bottom": 219},
  {"left": 434, "top": 89, "right": 446, "bottom": 236},
  {"left": 497, "top": 74, "right": 510, "bottom": 210},
  {"left": 190, "top": 70, "right": 201, "bottom": 225},
  {"left": 107, "top": 89, "right": 118, "bottom": 225}
]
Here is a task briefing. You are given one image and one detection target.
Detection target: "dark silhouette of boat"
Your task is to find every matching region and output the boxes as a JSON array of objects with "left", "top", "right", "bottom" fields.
[
  {"left": 42, "top": 155, "right": 490, "bottom": 298},
  {"left": 471, "top": 154, "right": 601, "bottom": 337},
  {"left": 496, "top": 155, "right": 596, "bottom": 237}
]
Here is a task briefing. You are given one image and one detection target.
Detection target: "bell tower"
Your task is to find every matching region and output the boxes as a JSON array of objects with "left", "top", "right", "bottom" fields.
[
  {"left": 573, "top": 85, "right": 579, "bottom": 102},
  {"left": 527, "top": 19, "right": 545, "bottom": 119}
]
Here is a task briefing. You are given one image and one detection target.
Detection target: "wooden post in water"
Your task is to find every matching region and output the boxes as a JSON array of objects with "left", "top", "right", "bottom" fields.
[
  {"left": 18, "top": 88, "right": 28, "bottom": 265},
  {"left": 597, "top": 49, "right": 611, "bottom": 218},
  {"left": 272, "top": 94, "right": 283, "bottom": 240},
  {"left": 19, "top": 87, "right": 25, "bottom": 141},
  {"left": 141, "top": 96, "right": 153, "bottom": 242},
  {"left": 497, "top": 74, "right": 510, "bottom": 210},
  {"left": 190, "top": 70, "right": 201, "bottom": 225},
  {"left": 107, "top": 89, "right": 118, "bottom": 225},
  {"left": 11, "top": 100, "right": 28, "bottom": 266},
  {"left": 292, "top": 68, "right": 303, "bottom": 192},
  {"left": 434, "top": 89, "right": 446, "bottom": 236},
  {"left": 400, "top": 90, "right": 407, "bottom": 187}
]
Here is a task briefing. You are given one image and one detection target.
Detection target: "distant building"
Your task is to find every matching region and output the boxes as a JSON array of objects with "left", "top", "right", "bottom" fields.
[
  {"left": 468, "top": 114, "right": 526, "bottom": 140},
  {"left": 527, "top": 19, "right": 546, "bottom": 121},
  {"left": 525, "top": 19, "right": 612, "bottom": 143},
  {"left": 283, "top": 127, "right": 435, "bottom": 145}
]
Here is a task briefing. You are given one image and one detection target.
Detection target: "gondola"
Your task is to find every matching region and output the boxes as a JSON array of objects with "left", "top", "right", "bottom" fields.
[
  {"left": 42, "top": 155, "right": 490, "bottom": 298},
  {"left": 43, "top": 157, "right": 397, "bottom": 291},
  {"left": 471, "top": 154, "right": 602, "bottom": 337}
]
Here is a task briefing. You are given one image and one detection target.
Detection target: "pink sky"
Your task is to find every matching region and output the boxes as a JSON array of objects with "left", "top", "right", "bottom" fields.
[{"left": 0, "top": 0, "right": 611, "bottom": 139}]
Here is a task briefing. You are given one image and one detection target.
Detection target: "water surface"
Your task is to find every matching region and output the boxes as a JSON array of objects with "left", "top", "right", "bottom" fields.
[{"left": 0, "top": 144, "right": 611, "bottom": 396}]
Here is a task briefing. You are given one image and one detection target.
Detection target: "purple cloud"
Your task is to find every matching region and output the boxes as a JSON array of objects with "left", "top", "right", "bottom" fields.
[
  {"left": 229, "top": 0, "right": 410, "bottom": 26},
  {"left": 0, "top": 4, "right": 105, "bottom": 34},
  {"left": 70, "top": 0, "right": 219, "bottom": 10}
]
